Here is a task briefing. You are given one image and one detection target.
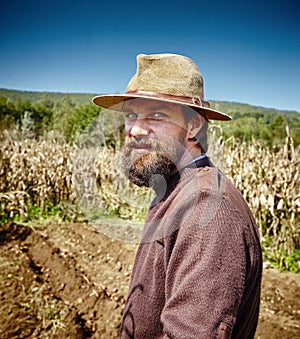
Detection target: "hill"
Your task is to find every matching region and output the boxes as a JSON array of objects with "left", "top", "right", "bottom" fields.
[
  {"left": 1, "top": 88, "right": 299, "bottom": 146},
  {"left": 1, "top": 88, "right": 299, "bottom": 116},
  {"left": 0, "top": 88, "right": 97, "bottom": 106},
  {"left": 210, "top": 100, "right": 299, "bottom": 119}
]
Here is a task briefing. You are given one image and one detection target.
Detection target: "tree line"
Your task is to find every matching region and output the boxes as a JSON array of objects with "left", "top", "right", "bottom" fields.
[{"left": 0, "top": 91, "right": 299, "bottom": 147}]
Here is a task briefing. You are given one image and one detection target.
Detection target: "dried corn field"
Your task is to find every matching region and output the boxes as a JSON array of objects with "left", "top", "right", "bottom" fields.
[
  {"left": 220, "top": 128, "right": 299, "bottom": 271},
  {"left": 0, "top": 128, "right": 299, "bottom": 270},
  {"left": 0, "top": 131, "right": 76, "bottom": 220}
]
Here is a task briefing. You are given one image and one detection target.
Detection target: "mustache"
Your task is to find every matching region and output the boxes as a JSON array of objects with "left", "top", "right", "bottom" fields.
[{"left": 124, "top": 138, "right": 166, "bottom": 151}]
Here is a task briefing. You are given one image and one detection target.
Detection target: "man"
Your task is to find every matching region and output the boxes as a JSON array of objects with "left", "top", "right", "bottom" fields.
[{"left": 93, "top": 53, "right": 262, "bottom": 338}]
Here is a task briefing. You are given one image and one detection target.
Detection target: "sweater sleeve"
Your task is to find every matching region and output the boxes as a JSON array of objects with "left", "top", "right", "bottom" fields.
[{"left": 160, "top": 193, "right": 252, "bottom": 339}]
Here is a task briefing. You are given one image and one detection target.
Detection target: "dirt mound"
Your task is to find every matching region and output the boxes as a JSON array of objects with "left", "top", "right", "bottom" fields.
[{"left": 0, "top": 222, "right": 299, "bottom": 338}]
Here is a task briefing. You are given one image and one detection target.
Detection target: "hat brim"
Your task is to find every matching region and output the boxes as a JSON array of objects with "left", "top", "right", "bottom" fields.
[{"left": 92, "top": 94, "right": 232, "bottom": 121}]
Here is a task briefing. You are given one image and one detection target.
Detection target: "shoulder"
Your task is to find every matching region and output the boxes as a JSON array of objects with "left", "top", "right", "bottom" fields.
[
  {"left": 171, "top": 166, "right": 257, "bottom": 231},
  {"left": 178, "top": 166, "right": 238, "bottom": 203}
]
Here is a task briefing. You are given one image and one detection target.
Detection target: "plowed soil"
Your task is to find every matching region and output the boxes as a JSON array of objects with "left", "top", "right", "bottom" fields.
[{"left": 0, "top": 222, "right": 299, "bottom": 338}]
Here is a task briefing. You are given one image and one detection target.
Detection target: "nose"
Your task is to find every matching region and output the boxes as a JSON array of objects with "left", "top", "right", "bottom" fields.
[{"left": 128, "top": 119, "right": 150, "bottom": 138}]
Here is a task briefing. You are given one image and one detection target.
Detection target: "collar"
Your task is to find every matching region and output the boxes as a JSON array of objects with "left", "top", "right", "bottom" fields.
[{"left": 189, "top": 154, "right": 208, "bottom": 164}]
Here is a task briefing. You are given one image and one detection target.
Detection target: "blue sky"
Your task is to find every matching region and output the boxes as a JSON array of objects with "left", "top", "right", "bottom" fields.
[{"left": 0, "top": 0, "right": 299, "bottom": 112}]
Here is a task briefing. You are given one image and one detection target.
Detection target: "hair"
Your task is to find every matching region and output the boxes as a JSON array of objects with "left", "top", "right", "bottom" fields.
[{"left": 182, "top": 106, "right": 208, "bottom": 153}]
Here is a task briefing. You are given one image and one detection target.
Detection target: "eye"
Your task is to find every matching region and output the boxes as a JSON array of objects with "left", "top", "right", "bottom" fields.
[
  {"left": 125, "top": 112, "right": 138, "bottom": 121},
  {"left": 151, "top": 112, "right": 168, "bottom": 119}
]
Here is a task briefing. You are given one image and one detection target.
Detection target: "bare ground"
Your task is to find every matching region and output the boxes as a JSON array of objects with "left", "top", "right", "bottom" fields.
[{"left": 0, "top": 221, "right": 299, "bottom": 339}]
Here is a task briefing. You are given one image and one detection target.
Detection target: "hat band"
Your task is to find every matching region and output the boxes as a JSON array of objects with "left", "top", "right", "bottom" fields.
[{"left": 126, "top": 90, "right": 210, "bottom": 108}]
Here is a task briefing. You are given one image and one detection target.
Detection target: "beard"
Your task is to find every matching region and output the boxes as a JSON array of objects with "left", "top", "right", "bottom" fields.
[{"left": 122, "top": 134, "right": 186, "bottom": 188}]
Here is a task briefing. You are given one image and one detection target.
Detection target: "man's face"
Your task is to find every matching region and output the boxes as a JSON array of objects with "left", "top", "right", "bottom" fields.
[{"left": 122, "top": 98, "right": 189, "bottom": 187}]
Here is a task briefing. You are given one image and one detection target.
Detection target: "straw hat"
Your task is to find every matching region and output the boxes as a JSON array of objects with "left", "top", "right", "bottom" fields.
[{"left": 93, "top": 53, "right": 231, "bottom": 121}]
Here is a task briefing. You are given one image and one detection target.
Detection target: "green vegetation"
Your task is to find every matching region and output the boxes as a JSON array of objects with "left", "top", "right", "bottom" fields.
[
  {"left": 0, "top": 88, "right": 96, "bottom": 105},
  {"left": 0, "top": 91, "right": 101, "bottom": 143},
  {"left": 1, "top": 88, "right": 299, "bottom": 147},
  {"left": 210, "top": 101, "right": 300, "bottom": 146}
]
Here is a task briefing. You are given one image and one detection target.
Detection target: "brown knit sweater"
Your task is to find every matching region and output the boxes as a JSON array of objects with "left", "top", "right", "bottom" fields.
[{"left": 121, "top": 159, "right": 262, "bottom": 339}]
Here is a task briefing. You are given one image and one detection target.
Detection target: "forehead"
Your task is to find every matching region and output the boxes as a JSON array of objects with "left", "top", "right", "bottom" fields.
[{"left": 122, "top": 98, "right": 183, "bottom": 113}]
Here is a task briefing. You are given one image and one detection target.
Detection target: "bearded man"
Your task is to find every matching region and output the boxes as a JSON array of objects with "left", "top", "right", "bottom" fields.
[{"left": 93, "top": 53, "right": 262, "bottom": 339}]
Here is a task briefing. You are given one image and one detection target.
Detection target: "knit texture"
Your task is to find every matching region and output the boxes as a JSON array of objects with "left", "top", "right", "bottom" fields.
[{"left": 121, "top": 162, "right": 262, "bottom": 339}]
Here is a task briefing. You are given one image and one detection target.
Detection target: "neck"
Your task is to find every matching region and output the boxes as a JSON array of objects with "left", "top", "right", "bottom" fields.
[{"left": 172, "top": 145, "right": 204, "bottom": 174}]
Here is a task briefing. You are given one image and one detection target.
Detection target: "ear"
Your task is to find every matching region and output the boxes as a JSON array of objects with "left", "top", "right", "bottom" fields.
[{"left": 187, "top": 114, "right": 204, "bottom": 140}]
